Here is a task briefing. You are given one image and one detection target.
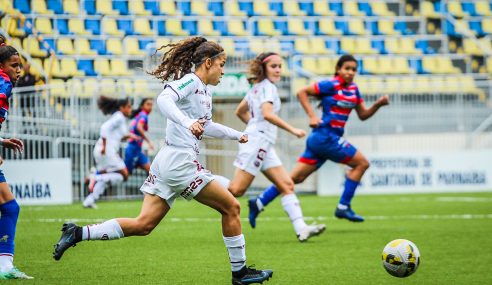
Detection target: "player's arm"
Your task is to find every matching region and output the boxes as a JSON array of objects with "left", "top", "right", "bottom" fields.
[
  {"left": 261, "top": 102, "right": 305, "bottom": 138},
  {"left": 235, "top": 98, "right": 250, "bottom": 124},
  {"left": 296, "top": 84, "right": 323, "bottom": 128},
  {"left": 0, "top": 136, "right": 23, "bottom": 153},
  {"left": 136, "top": 120, "right": 154, "bottom": 150},
  {"left": 202, "top": 120, "right": 248, "bottom": 143},
  {"left": 355, "top": 95, "right": 389, "bottom": 121}
]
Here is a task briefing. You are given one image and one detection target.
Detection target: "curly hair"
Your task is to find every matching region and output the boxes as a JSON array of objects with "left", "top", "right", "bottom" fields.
[
  {"left": 97, "top": 96, "right": 130, "bottom": 115},
  {"left": 334, "top": 54, "right": 358, "bottom": 76},
  {"left": 149, "top": 36, "right": 224, "bottom": 82},
  {"left": 247, "top": 52, "right": 279, "bottom": 84}
]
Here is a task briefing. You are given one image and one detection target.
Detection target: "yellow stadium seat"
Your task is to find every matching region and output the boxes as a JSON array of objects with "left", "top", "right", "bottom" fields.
[
  {"left": 249, "top": 38, "right": 266, "bottom": 54},
  {"left": 365, "top": 77, "right": 385, "bottom": 93},
  {"left": 377, "top": 57, "right": 393, "bottom": 74},
  {"left": 292, "top": 78, "right": 308, "bottom": 94},
  {"left": 421, "top": 1, "right": 440, "bottom": 18},
  {"left": 355, "top": 76, "right": 368, "bottom": 92},
  {"left": 355, "top": 38, "right": 377, "bottom": 54},
  {"left": 301, "top": 58, "right": 318, "bottom": 74},
  {"left": 422, "top": 57, "right": 438, "bottom": 73},
  {"left": 442, "top": 75, "right": 461, "bottom": 93},
  {"left": 448, "top": 1, "right": 467, "bottom": 18},
  {"left": 155, "top": 38, "right": 171, "bottom": 49},
  {"left": 463, "top": 39, "right": 483, "bottom": 56},
  {"left": 399, "top": 38, "right": 421, "bottom": 54},
  {"left": 74, "top": 38, "right": 97, "bottom": 55},
  {"left": 7, "top": 37, "right": 22, "bottom": 51},
  {"left": 370, "top": 2, "right": 395, "bottom": 16},
  {"left": 57, "top": 38, "right": 75, "bottom": 55},
  {"left": 30, "top": 58, "right": 45, "bottom": 78},
  {"left": 281, "top": 59, "right": 290, "bottom": 76},
  {"left": 82, "top": 78, "right": 99, "bottom": 98},
  {"left": 110, "top": 59, "right": 132, "bottom": 76},
  {"left": 134, "top": 18, "right": 154, "bottom": 36},
  {"left": 198, "top": 19, "right": 220, "bottom": 36},
  {"left": 294, "top": 38, "right": 310, "bottom": 54},
  {"left": 319, "top": 19, "right": 341, "bottom": 35},
  {"left": 100, "top": 78, "right": 117, "bottom": 96},
  {"left": 258, "top": 19, "right": 281, "bottom": 36},
  {"left": 117, "top": 79, "right": 134, "bottom": 96},
  {"left": 414, "top": 76, "right": 431, "bottom": 93},
  {"left": 124, "top": 37, "right": 146, "bottom": 56},
  {"left": 310, "top": 38, "right": 331, "bottom": 54},
  {"left": 134, "top": 79, "right": 150, "bottom": 97},
  {"left": 44, "top": 58, "right": 64, "bottom": 78},
  {"left": 348, "top": 19, "right": 369, "bottom": 35},
  {"left": 283, "top": 1, "right": 306, "bottom": 16},
  {"left": 63, "top": 0, "right": 80, "bottom": 14},
  {"left": 2, "top": 17, "right": 25, "bottom": 37},
  {"left": 385, "top": 77, "right": 400, "bottom": 93},
  {"left": 344, "top": 1, "right": 364, "bottom": 16},
  {"left": 228, "top": 19, "right": 248, "bottom": 36},
  {"left": 219, "top": 38, "right": 238, "bottom": 56},
  {"left": 398, "top": 77, "right": 415, "bottom": 93},
  {"left": 318, "top": 57, "right": 335, "bottom": 75},
  {"left": 191, "top": 1, "right": 213, "bottom": 16},
  {"left": 50, "top": 79, "right": 67, "bottom": 98},
  {"left": 313, "top": 0, "right": 335, "bottom": 16},
  {"left": 253, "top": 0, "right": 276, "bottom": 16},
  {"left": 106, "top": 38, "right": 124, "bottom": 55},
  {"left": 94, "top": 59, "right": 112, "bottom": 76},
  {"left": 96, "top": 0, "right": 119, "bottom": 15},
  {"left": 68, "top": 19, "right": 90, "bottom": 35},
  {"left": 33, "top": 0, "right": 53, "bottom": 14},
  {"left": 35, "top": 18, "right": 53, "bottom": 34},
  {"left": 61, "top": 58, "right": 84, "bottom": 77},
  {"left": 482, "top": 19, "right": 492, "bottom": 35},
  {"left": 264, "top": 38, "right": 282, "bottom": 55},
  {"left": 288, "top": 19, "right": 311, "bottom": 35},
  {"left": 363, "top": 57, "right": 379, "bottom": 74},
  {"left": 224, "top": 0, "right": 246, "bottom": 16},
  {"left": 480, "top": 38, "right": 492, "bottom": 53},
  {"left": 0, "top": 0, "right": 16, "bottom": 14},
  {"left": 165, "top": 19, "right": 188, "bottom": 36},
  {"left": 384, "top": 38, "right": 399, "bottom": 53},
  {"left": 23, "top": 36, "right": 48, "bottom": 58},
  {"left": 340, "top": 38, "right": 356, "bottom": 54},
  {"left": 102, "top": 18, "right": 124, "bottom": 36},
  {"left": 459, "top": 75, "right": 480, "bottom": 94},
  {"left": 429, "top": 75, "right": 447, "bottom": 92},
  {"left": 378, "top": 19, "right": 399, "bottom": 35},
  {"left": 129, "top": 0, "right": 151, "bottom": 15},
  {"left": 392, "top": 57, "right": 413, "bottom": 74},
  {"left": 476, "top": 1, "right": 492, "bottom": 16},
  {"left": 160, "top": 0, "right": 179, "bottom": 15},
  {"left": 68, "top": 78, "right": 84, "bottom": 98},
  {"left": 437, "top": 57, "right": 460, "bottom": 73}
]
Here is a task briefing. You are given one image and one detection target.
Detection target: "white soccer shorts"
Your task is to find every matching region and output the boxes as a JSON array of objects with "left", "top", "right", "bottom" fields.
[
  {"left": 233, "top": 135, "right": 282, "bottom": 176},
  {"left": 93, "top": 145, "right": 126, "bottom": 172}
]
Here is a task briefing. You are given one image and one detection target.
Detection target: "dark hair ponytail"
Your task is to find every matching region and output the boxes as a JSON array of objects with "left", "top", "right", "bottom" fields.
[
  {"left": 334, "top": 54, "right": 357, "bottom": 76},
  {"left": 0, "top": 45, "right": 19, "bottom": 64},
  {"left": 97, "top": 96, "right": 130, "bottom": 115},
  {"left": 130, "top": 97, "right": 152, "bottom": 118},
  {"left": 247, "top": 52, "right": 279, "bottom": 84},
  {"left": 149, "top": 36, "right": 224, "bottom": 82}
]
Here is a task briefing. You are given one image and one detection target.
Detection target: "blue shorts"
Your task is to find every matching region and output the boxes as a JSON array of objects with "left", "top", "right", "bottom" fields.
[
  {"left": 299, "top": 132, "right": 357, "bottom": 169},
  {"left": 124, "top": 143, "right": 150, "bottom": 173},
  {"left": 0, "top": 170, "right": 5, "bottom": 183}
]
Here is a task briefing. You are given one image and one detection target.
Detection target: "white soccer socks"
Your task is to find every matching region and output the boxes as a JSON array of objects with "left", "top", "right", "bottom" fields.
[
  {"left": 0, "top": 255, "right": 13, "bottom": 272},
  {"left": 223, "top": 234, "right": 246, "bottom": 272},
  {"left": 82, "top": 219, "right": 124, "bottom": 241},
  {"left": 281, "top": 194, "right": 308, "bottom": 235}
]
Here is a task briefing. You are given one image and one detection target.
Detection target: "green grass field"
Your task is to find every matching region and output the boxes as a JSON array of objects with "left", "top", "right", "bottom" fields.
[{"left": 12, "top": 192, "right": 492, "bottom": 284}]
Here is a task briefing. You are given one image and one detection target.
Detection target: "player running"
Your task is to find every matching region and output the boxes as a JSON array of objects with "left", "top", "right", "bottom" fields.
[
  {"left": 53, "top": 36, "right": 273, "bottom": 285},
  {"left": 249, "top": 54, "right": 389, "bottom": 225}
]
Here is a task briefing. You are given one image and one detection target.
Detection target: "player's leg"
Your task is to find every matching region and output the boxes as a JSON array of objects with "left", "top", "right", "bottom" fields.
[
  {"left": 0, "top": 180, "right": 32, "bottom": 279},
  {"left": 194, "top": 180, "right": 273, "bottom": 284},
  {"left": 226, "top": 168, "right": 256, "bottom": 197},
  {"left": 53, "top": 194, "right": 169, "bottom": 261},
  {"left": 136, "top": 150, "right": 151, "bottom": 174}
]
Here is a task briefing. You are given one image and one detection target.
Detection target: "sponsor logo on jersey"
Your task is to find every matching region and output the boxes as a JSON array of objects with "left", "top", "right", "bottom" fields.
[
  {"left": 177, "top": 78, "right": 194, "bottom": 90},
  {"left": 0, "top": 235, "right": 8, "bottom": 242}
]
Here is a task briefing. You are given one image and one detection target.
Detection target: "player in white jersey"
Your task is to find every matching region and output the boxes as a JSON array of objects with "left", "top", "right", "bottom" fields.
[
  {"left": 53, "top": 37, "right": 273, "bottom": 285},
  {"left": 83, "top": 96, "right": 137, "bottom": 208},
  {"left": 215, "top": 52, "right": 326, "bottom": 242}
]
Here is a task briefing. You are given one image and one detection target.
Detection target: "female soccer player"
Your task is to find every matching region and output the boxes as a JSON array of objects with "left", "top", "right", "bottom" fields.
[
  {"left": 0, "top": 43, "right": 32, "bottom": 279},
  {"left": 124, "top": 98, "right": 154, "bottom": 175},
  {"left": 83, "top": 96, "right": 137, "bottom": 209},
  {"left": 215, "top": 52, "right": 325, "bottom": 242},
  {"left": 249, "top": 54, "right": 389, "bottom": 225},
  {"left": 53, "top": 37, "right": 273, "bottom": 285}
]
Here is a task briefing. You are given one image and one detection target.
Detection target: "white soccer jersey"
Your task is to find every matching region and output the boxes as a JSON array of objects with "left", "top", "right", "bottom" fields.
[
  {"left": 97, "top": 111, "right": 128, "bottom": 153},
  {"left": 244, "top": 78, "right": 281, "bottom": 144}
]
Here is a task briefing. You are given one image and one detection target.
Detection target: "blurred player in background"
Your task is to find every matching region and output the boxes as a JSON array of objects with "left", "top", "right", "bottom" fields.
[
  {"left": 249, "top": 54, "right": 389, "bottom": 226},
  {"left": 53, "top": 36, "right": 273, "bottom": 285},
  {"left": 0, "top": 39, "right": 32, "bottom": 279},
  {"left": 124, "top": 98, "right": 155, "bottom": 175},
  {"left": 215, "top": 52, "right": 325, "bottom": 242},
  {"left": 83, "top": 96, "right": 138, "bottom": 209}
]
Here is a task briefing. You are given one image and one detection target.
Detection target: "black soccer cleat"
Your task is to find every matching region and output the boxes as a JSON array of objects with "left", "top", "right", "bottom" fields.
[
  {"left": 232, "top": 265, "right": 273, "bottom": 285},
  {"left": 53, "top": 222, "right": 80, "bottom": 261}
]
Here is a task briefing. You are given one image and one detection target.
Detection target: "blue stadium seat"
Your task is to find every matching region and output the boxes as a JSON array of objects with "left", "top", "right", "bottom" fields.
[
  {"left": 209, "top": 1, "right": 224, "bottom": 15},
  {"left": 14, "top": 0, "right": 31, "bottom": 14},
  {"left": 89, "top": 39, "right": 107, "bottom": 55},
  {"left": 47, "top": 0, "right": 64, "bottom": 14},
  {"left": 144, "top": 1, "right": 160, "bottom": 15},
  {"left": 409, "top": 59, "right": 423, "bottom": 74},
  {"left": 329, "top": 2, "right": 343, "bottom": 15},
  {"left": 113, "top": 0, "right": 129, "bottom": 15},
  {"left": 469, "top": 20, "right": 484, "bottom": 36},
  {"left": 177, "top": 1, "right": 191, "bottom": 15},
  {"left": 335, "top": 21, "right": 349, "bottom": 34},
  {"left": 182, "top": 20, "right": 197, "bottom": 35},
  {"left": 416, "top": 40, "right": 431, "bottom": 54},
  {"left": 274, "top": 20, "right": 288, "bottom": 35},
  {"left": 55, "top": 19, "right": 70, "bottom": 35},
  {"left": 139, "top": 39, "right": 154, "bottom": 51},
  {"left": 213, "top": 21, "right": 228, "bottom": 36},
  {"left": 85, "top": 19, "right": 100, "bottom": 35},
  {"left": 239, "top": 1, "right": 254, "bottom": 16},
  {"left": 395, "top": 21, "right": 410, "bottom": 34},
  {"left": 42, "top": 39, "right": 57, "bottom": 53},
  {"left": 445, "top": 20, "right": 458, "bottom": 36},
  {"left": 369, "top": 21, "right": 378, "bottom": 34},
  {"left": 157, "top": 21, "right": 166, "bottom": 35},
  {"left": 371, "top": 39, "right": 385, "bottom": 54},
  {"left": 359, "top": 2, "right": 372, "bottom": 15},
  {"left": 24, "top": 19, "right": 33, "bottom": 34},
  {"left": 326, "top": 39, "right": 339, "bottom": 53},
  {"left": 299, "top": 1, "right": 314, "bottom": 16},
  {"left": 77, "top": 60, "right": 97, "bottom": 76},
  {"left": 84, "top": 0, "right": 97, "bottom": 15},
  {"left": 434, "top": 1, "right": 443, "bottom": 13},
  {"left": 117, "top": 20, "right": 133, "bottom": 35},
  {"left": 462, "top": 2, "right": 477, "bottom": 16},
  {"left": 270, "top": 2, "right": 284, "bottom": 16}
]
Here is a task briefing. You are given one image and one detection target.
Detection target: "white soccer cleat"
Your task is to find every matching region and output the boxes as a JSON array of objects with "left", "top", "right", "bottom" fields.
[
  {"left": 297, "top": 224, "right": 326, "bottom": 242},
  {"left": 0, "top": 267, "right": 33, "bottom": 279}
]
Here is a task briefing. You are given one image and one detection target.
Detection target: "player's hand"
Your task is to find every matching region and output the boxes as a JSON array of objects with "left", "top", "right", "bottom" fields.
[
  {"left": 3, "top": 138, "right": 24, "bottom": 153},
  {"left": 148, "top": 141, "right": 155, "bottom": 152},
  {"left": 238, "top": 134, "right": 248, "bottom": 143},
  {"left": 377, "top": 95, "right": 390, "bottom": 107},
  {"left": 189, "top": 121, "right": 205, "bottom": 139},
  {"left": 101, "top": 147, "right": 106, "bottom": 155},
  {"left": 308, "top": 116, "right": 323, "bottom": 128},
  {"left": 0, "top": 155, "right": 3, "bottom": 166},
  {"left": 292, "top": 128, "right": 306, "bottom": 138}
]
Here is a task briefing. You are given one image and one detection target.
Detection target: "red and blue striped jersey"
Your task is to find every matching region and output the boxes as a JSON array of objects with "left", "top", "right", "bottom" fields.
[
  {"left": 0, "top": 70, "right": 13, "bottom": 126},
  {"left": 129, "top": 110, "right": 149, "bottom": 147},
  {"left": 313, "top": 76, "right": 363, "bottom": 136}
]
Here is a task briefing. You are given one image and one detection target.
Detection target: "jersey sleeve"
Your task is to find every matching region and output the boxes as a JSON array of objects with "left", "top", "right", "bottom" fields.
[
  {"left": 0, "top": 80, "right": 12, "bottom": 125},
  {"left": 313, "top": 80, "right": 334, "bottom": 97},
  {"left": 259, "top": 82, "right": 278, "bottom": 105},
  {"left": 163, "top": 74, "right": 198, "bottom": 101}
]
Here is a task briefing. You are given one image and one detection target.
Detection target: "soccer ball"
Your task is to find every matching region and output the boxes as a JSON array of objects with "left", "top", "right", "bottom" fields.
[{"left": 382, "top": 239, "right": 420, "bottom": 278}]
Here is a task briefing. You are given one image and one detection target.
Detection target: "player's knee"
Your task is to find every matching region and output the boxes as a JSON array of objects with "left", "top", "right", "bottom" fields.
[
  {"left": 277, "top": 179, "right": 294, "bottom": 194},
  {"left": 292, "top": 175, "right": 306, "bottom": 184},
  {"left": 139, "top": 221, "right": 157, "bottom": 236},
  {"left": 360, "top": 159, "right": 370, "bottom": 171},
  {"left": 224, "top": 199, "right": 241, "bottom": 218}
]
